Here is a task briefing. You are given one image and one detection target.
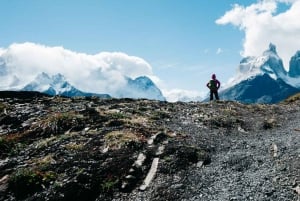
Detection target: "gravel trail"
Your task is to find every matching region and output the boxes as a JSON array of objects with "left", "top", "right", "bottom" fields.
[
  {"left": 126, "top": 101, "right": 300, "bottom": 201},
  {"left": 172, "top": 102, "right": 300, "bottom": 201}
]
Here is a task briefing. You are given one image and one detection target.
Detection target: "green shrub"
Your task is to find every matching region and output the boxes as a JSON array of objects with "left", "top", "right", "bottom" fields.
[{"left": 101, "top": 178, "right": 119, "bottom": 192}]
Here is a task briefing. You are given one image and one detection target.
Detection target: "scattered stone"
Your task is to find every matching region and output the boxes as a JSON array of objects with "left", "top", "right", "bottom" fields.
[
  {"left": 292, "top": 185, "right": 300, "bottom": 195},
  {"left": 140, "top": 158, "right": 159, "bottom": 191},
  {"left": 271, "top": 143, "right": 278, "bottom": 157}
]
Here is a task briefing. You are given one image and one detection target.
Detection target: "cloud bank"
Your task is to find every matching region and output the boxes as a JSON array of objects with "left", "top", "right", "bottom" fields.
[
  {"left": 0, "top": 42, "right": 154, "bottom": 94},
  {"left": 216, "top": 0, "right": 300, "bottom": 70},
  {"left": 0, "top": 42, "right": 203, "bottom": 101},
  {"left": 162, "top": 89, "right": 204, "bottom": 102}
]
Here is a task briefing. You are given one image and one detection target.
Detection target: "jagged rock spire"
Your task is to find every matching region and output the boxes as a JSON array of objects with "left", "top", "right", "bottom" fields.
[
  {"left": 288, "top": 50, "right": 300, "bottom": 78},
  {"left": 268, "top": 43, "right": 277, "bottom": 54}
]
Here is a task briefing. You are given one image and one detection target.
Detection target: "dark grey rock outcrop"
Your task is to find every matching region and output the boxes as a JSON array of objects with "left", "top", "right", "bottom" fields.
[{"left": 288, "top": 50, "right": 300, "bottom": 78}]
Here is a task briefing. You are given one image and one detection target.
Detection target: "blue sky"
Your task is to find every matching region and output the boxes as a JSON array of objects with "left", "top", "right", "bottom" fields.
[{"left": 1, "top": 0, "right": 300, "bottom": 101}]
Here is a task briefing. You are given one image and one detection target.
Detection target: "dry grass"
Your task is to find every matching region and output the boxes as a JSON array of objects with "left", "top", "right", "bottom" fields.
[
  {"left": 34, "top": 136, "right": 57, "bottom": 149},
  {"left": 104, "top": 130, "right": 140, "bottom": 149},
  {"left": 64, "top": 142, "right": 85, "bottom": 151},
  {"left": 283, "top": 92, "right": 300, "bottom": 103},
  {"left": 29, "top": 154, "right": 56, "bottom": 168},
  {"left": 0, "top": 102, "right": 7, "bottom": 113}
]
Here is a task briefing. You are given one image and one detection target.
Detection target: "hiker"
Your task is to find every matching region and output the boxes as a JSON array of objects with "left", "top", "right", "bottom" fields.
[{"left": 206, "top": 74, "right": 220, "bottom": 101}]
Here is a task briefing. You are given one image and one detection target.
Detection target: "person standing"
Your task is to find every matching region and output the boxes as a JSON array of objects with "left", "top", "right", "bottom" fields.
[{"left": 206, "top": 74, "right": 221, "bottom": 101}]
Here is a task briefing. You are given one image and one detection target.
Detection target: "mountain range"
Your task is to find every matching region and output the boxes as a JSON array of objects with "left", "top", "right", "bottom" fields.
[
  {"left": 21, "top": 43, "right": 300, "bottom": 104},
  {"left": 21, "top": 72, "right": 165, "bottom": 101},
  {"left": 1, "top": 42, "right": 300, "bottom": 103},
  {"left": 22, "top": 73, "right": 111, "bottom": 98},
  {"left": 219, "top": 43, "right": 300, "bottom": 103}
]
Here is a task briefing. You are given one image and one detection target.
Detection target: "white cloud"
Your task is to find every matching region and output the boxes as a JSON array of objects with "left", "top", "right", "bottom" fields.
[
  {"left": 0, "top": 42, "right": 209, "bottom": 102},
  {"left": 162, "top": 88, "right": 205, "bottom": 102},
  {"left": 216, "top": 0, "right": 300, "bottom": 70},
  {"left": 0, "top": 42, "right": 154, "bottom": 96}
]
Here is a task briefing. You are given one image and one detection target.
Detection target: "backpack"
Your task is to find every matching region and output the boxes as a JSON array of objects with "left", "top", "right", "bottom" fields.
[{"left": 209, "top": 80, "right": 218, "bottom": 90}]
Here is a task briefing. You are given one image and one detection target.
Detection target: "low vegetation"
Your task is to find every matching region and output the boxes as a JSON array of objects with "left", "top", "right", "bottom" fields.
[{"left": 0, "top": 91, "right": 299, "bottom": 201}]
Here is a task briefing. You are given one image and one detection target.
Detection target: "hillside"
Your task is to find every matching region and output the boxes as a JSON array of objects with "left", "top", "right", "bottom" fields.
[{"left": 0, "top": 92, "right": 299, "bottom": 201}]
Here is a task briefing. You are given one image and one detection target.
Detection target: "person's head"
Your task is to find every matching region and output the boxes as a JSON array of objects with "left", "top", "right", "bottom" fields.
[{"left": 212, "top": 74, "right": 216, "bottom": 79}]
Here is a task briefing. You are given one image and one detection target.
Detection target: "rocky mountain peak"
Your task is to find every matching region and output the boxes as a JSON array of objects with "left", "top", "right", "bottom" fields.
[
  {"left": 288, "top": 50, "right": 300, "bottom": 78},
  {"left": 35, "top": 72, "right": 51, "bottom": 84},
  {"left": 261, "top": 43, "right": 286, "bottom": 78},
  {"left": 52, "top": 73, "right": 66, "bottom": 84},
  {"left": 23, "top": 72, "right": 70, "bottom": 95},
  {"left": 263, "top": 43, "right": 277, "bottom": 55},
  {"left": 22, "top": 73, "right": 111, "bottom": 98},
  {"left": 235, "top": 43, "right": 286, "bottom": 82},
  {"left": 221, "top": 43, "right": 295, "bottom": 103},
  {"left": 117, "top": 76, "right": 165, "bottom": 101},
  {"left": 21, "top": 72, "right": 164, "bottom": 100}
]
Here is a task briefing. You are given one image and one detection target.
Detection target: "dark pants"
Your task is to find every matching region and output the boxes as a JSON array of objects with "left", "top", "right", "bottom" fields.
[{"left": 210, "top": 90, "right": 219, "bottom": 101}]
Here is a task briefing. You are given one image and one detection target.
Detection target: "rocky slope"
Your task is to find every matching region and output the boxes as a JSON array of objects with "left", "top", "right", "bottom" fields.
[{"left": 0, "top": 91, "right": 299, "bottom": 201}]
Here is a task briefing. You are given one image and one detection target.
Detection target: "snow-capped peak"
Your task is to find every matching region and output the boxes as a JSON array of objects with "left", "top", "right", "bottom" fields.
[
  {"left": 52, "top": 73, "right": 66, "bottom": 84},
  {"left": 219, "top": 43, "right": 300, "bottom": 104},
  {"left": 261, "top": 43, "right": 286, "bottom": 78},
  {"left": 35, "top": 72, "right": 51, "bottom": 84},
  {"left": 21, "top": 73, "right": 165, "bottom": 100},
  {"left": 263, "top": 43, "right": 277, "bottom": 56},
  {"left": 225, "top": 43, "right": 287, "bottom": 89},
  {"left": 23, "top": 72, "right": 73, "bottom": 95},
  {"left": 116, "top": 76, "right": 165, "bottom": 101}
]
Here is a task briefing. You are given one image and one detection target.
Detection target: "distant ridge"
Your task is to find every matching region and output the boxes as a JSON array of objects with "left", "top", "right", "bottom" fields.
[
  {"left": 22, "top": 73, "right": 111, "bottom": 98},
  {"left": 21, "top": 73, "right": 164, "bottom": 100}
]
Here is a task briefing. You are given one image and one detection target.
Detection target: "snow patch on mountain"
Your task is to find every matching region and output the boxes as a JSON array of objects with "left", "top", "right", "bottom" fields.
[
  {"left": 22, "top": 72, "right": 109, "bottom": 98},
  {"left": 220, "top": 43, "right": 300, "bottom": 103},
  {"left": 0, "top": 42, "right": 164, "bottom": 99},
  {"left": 225, "top": 43, "right": 287, "bottom": 89},
  {"left": 116, "top": 76, "right": 165, "bottom": 101},
  {"left": 23, "top": 73, "right": 73, "bottom": 95},
  {"left": 21, "top": 72, "right": 164, "bottom": 100},
  {"left": 162, "top": 89, "right": 204, "bottom": 102}
]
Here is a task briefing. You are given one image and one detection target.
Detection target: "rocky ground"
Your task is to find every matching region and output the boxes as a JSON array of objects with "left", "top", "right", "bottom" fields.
[{"left": 0, "top": 91, "right": 299, "bottom": 201}]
